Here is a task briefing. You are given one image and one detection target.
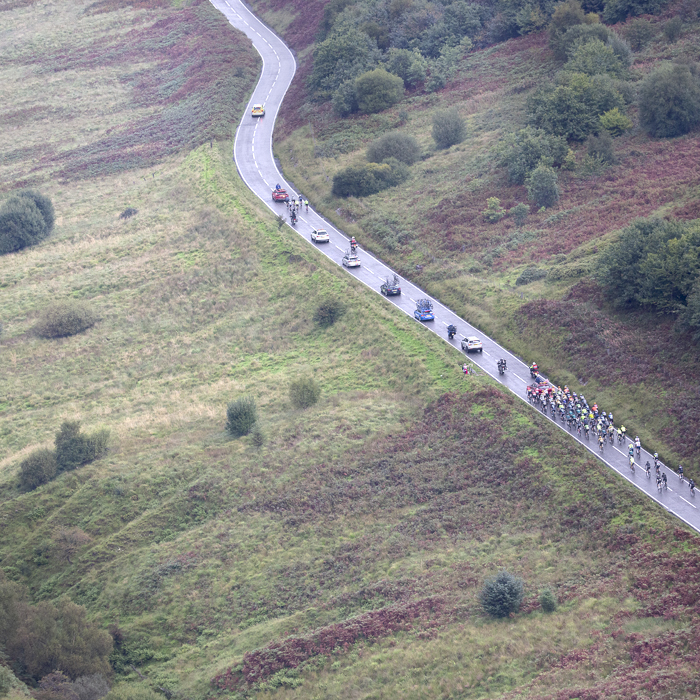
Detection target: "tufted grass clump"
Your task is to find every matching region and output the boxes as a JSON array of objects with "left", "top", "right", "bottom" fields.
[
  {"left": 35, "top": 301, "right": 98, "bottom": 339},
  {"left": 313, "top": 299, "right": 345, "bottom": 328}
]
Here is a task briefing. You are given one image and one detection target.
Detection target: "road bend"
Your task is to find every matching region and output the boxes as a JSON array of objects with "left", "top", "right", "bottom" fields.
[{"left": 210, "top": 0, "right": 700, "bottom": 534}]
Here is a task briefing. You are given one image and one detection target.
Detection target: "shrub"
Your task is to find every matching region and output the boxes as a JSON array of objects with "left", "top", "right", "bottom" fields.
[
  {"left": 17, "top": 190, "right": 55, "bottom": 233},
  {"left": 599, "top": 107, "right": 633, "bottom": 135},
  {"left": 71, "top": 675, "right": 111, "bottom": 700},
  {"left": 565, "top": 38, "right": 625, "bottom": 77},
  {"left": 226, "top": 397, "right": 257, "bottom": 437},
  {"left": 515, "top": 266, "right": 547, "bottom": 285},
  {"left": 562, "top": 148, "right": 577, "bottom": 170},
  {"left": 332, "top": 79, "right": 358, "bottom": 116},
  {"left": 53, "top": 528, "right": 92, "bottom": 564},
  {"left": 118, "top": 208, "right": 138, "bottom": 220},
  {"left": 34, "top": 671, "right": 78, "bottom": 700},
  {"left": 383, "top": 48, "right": 427, "bottom": 88},
  {"left": 604, "top": 0, "right": 667, "bottom": 23},
  {"left": 313, "top": 299, "right": 345, "bottom": 327},
  {"left": 551, "top": 22, "right": 612, "bottom": 62},
  {"left": 624, "top": 18, "right": 654, "bottom": 49},
  {"left": 432, "top": 107, "right": 466, "bottom": 149},
  {"left": 540, "top": 588, "right": 558, "bottom": 612},
  {"left": 19, "top": 449, "right": 57, "bottom": 492},
  {"left": 578, "top": 153, "right": 609, "bottom": 177},
  {"left": 35, "top": 301, "right": 98, "bottom": 339},
  {"left": 289, "top": 377, "right": 321, "bottom": 409},
  {"left": 509, "top": 203, "right": 530, "bottom": 227},
  {"left": 639, "top": 63, "right": 700, "bottom": 138},
  {"left": 497, "top": 127, "right": 568, "bottom": 184},
  {"left": 367, "top": 132, "right": 420, "bottom": 165},
  {"left": 479, "top": 570, "right": 524, "bottom": 618},
  {"left": 679, "top": 278, "right": 700, "bottom": 341},
  {"left": 586, "top": 130, "right": 616, "bottom": 163},
  {"left": 607, "top": 33, "right": 633, "bottom": 68},
  {"left": 0, "top": 195, "right": 50, "bottom": 255},
  {"left": 103, "top": 686, "right": 162, "bottom": 700},
  {"left": 55, "top": 421, "right": 108, "bottom": 473},
  {"left": 331, "top": 159, "right": 408, "bottom": 197},
  {"left": 355, "top": 68, "right": 404, "bottom": 114},
  {"left": 663, "top": 16, "right": 683, "bottom": 42},
  {"left": 527, "top": 72, "right": 626, "bottom": 140},
  {"left": 527, "top": 163, "right": 560, "bottom": 208},
  {"left": 483, "top": 197, "right": 506, "bottom": 223},
  {"left": 250, "top": 425, "right": 265, "bottom": 448}
]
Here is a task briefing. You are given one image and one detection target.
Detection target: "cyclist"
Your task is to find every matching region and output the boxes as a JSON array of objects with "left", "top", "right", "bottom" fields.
[
  {"left": 634, "top": 436, "right": 641, "bottom": 457},
  {"left": 629, "top": 456, "right": 635, "bottom": 472},
  {"left": 620, "top": 425, "right": 627, "bottom": 441},
  {"left": 617, "top": 427, "right": 623, "bottom": 444},
  {"left": 653, "top": 453, "right": 660, "bottom": 468},
  {"left": 678, "top": 464, "right": 684, "bottom": 482},
  {"left": 662, "top": 472, "right": 668, "bottom": 489},
  {"left": 598, "top": 434, "right": 605, "bottom": 452},
  {"left": 656, "top": 474, "right": 663, "bottom": 491},
  {"left": 690, "top": 479, "right": 695, "bottom": 496},
  {"left": 645, "top": 461, "right": 651, "bottom": 477},
  {"left": 628, "top": 444, "right": 635, "bottom": 459}
]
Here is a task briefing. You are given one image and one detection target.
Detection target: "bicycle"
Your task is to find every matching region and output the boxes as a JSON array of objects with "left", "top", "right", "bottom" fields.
[
  {"left": 629, "top": 457, "right": 635, "bottom": 473},
  {"left": 645, "top": 461, "right": 651, "bottom": 478}
]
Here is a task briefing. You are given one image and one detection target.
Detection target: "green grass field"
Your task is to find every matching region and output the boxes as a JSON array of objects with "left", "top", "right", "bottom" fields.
[{"left": 2, "top": 2, "right": 700, "bottom": 700}]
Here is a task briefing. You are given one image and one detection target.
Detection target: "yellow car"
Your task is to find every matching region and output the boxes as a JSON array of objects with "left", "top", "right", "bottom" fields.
[{"left": 251, "top": 104, "right": 265, "bottom": 117}]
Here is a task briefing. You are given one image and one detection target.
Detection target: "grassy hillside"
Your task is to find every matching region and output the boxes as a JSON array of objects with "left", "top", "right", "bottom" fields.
[
  {"left": 2, "top": 1, "right": 700, "bottom": 700},
  {"left": 249, "top": 0, "right": 700, "bottom": 475}
]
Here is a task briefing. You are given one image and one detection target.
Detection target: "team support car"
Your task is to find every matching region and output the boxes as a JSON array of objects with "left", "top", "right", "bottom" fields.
[
  {"left": 272, "top": 188, "right": 289, "bottom": 202},
  {"left": 380, "top": 274, "right": 401, "bottom": 296},
  {"left": 342, "top": 251, "right": 361, "bottom": 267},
  {"left": 462, "top": 336, "right": 483, "bottom": 353},
  {"left": 251, "top": 103, "right": 265, "bottom": 117},
  {"left": 414, "top": 299, "right": 434, "bottom": 321},
  {"left": 311, "top": 228, "right": 330, "bottom": 243}
]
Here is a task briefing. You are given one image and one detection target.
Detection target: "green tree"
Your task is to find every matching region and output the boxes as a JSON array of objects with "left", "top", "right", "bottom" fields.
[
  {"left": 332, "top": 79, "right": 358, "bottom": 117},
  {"left": 539, "top": 588, "right": 558, "bottom": 612},
  {"left": 527, "top": 162, "right": 561, "bottom": 208},
  {"left": 332, "top": 160, "right": 409, "bottom": 197},
  {"left": 19, "top": 449, "right": 57, "bottom": 491},
  {"left": 549, "top": 1, "right": 602, "bottom": 60},
  {"left": 510, "top": 203, "right": 530, "bottom": 226},
  {"left": 565, "top": 38, "right": 625, "bottom": 77},
  {"left": 55, "top": 421, "right": 109, "bottom": 473},
  {"left": 603, "top": 0, "right": 667, "bottom": 23},
  {"left": 497, "top": 127, "right": 568, "bottom": 184},
  {"left": 0, "top": 195, "right": 50, "bottom": 255},
  {"left": 367, "top": 132, "right": 420, "bottom": 165},
  {"left": 355, "top": 68, "right": 404, "bottom": 114},
  {"left": 639, "top": 63, "right": 700, "bottom": 138},
  {"left": 679, "top": 278, "right": 700, "bottom": 341},
  {"left": 527, "top": 71, "right": 625, "bottom": 140},
  {"left": 483, "top": 197, "right": 506, "bottom": 223},
  {"left": 480, "top": 570, "right": 524, "bottom": 618},
  {"left": 663, "top": 16, "right": 683, "bottom": 42},
  {"left": 383, "top": 48, "right": 427, "bottom": 88},
  {"left": 586, "top": 129, "right": 615, "bottom": 163},
  {"left": 226, "top": 396, "right": 257, "bottom": 437},
  {"left": 310, "top": 30, "right": 378, "bottom": 99},
  {"left": 625, "top": 18, "right": 654, "bottom": 49},
  {"left": 17, "top": 189, "right": 55, "bottom": 233},
  {"left": 432, "top": 107, "right": 466, "bottom": 149}
]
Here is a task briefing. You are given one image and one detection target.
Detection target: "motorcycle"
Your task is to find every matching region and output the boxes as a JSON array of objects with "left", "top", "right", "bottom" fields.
[
  {"left": 447, "top": 324, "right": 457, "bottom": 340},
  {"left": 497, "top": 359, "right": 507, "bottom": 375},
  {"left": 290, "top": 211, "right": 297, "bottom": 226}
]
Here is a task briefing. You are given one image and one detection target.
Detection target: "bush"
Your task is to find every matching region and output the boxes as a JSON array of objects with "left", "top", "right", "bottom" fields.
[
  {"left": 527, "top": 72, "right": 626, "bottom": 140},
  {"left": 586, "top": 130, "right": 616, "bottom": 163},
  {"left": 497, "top": 127, "right": 568, "bottom": 184},
  {"left": 34, "top": 301, "right": 98, "bottom": 339},
  {"left": 679, "top": 277, "right": 700, "bottom": 341},
  {"left": 515, "top": 266, "right": 547, "bottom": 285},
  {"left": 479, "top": 570, "right": 524, "bottom": 618},
  {"left": 367, "top": 132, "right": 420, "bottom": 165},
  {"left": 332, "top": 159, "right": 408, "bottom": 197},
  {"left": 663, "top": 16, "right": 683, "bottom": 42},
  {"left": 250, "top": 425, "right": 265, "bottom": 448},
  {"left": 604, "top": 0, "right": 667, "bottom": 23},
  {"left": 226, "top": 397, "right": 257, "bottom": 437},
  {"left": 289, "top": 377, "right": 321, "bottom": 409},
  {"left": 71, "top": 675, "right": 111, "bottom": 700},
  {"left": 103, "top": 686, "right": 162, "bottom": 700},
  {"left": 483, "top": 197, "right": 506, "bottom": 223},
  {"left": 383, "top": 48, "right": 427, "bottom": 88},
  {"left": 17, "top": 190, "right": 55, "bottom": 233},
  {"left": 19, "top": 449, "right": 57, "bottom": 492},
  {"left": 432, "top": 107, "right": 466, "bottom": 149},
  {"left": 0, "top": 195, "right": 50, "bottom": 255},
  {"left": 510, "top": 203, "right": 530, "bottom": 227},
  {"left": 55, "top": 421, "right": 108, "bottom": 474},
  {"left": 313, "top": 299, "right": 345, "bottom": 327},
  {"left": 527, "top": 163, "right": 560, "bottom": 208},
  {"left": 332, "top": 79, "right": 358, "bottom": 116},
  {"left": 539, "top": 588, "right": 558, "bottom": 612},
  {"left": 598, "top": 217, "right": 700, "bottom": 311},
  {"left": 355, "top": 68, "right": 404, "bottom": 114},
  {"left": 562, "top": 148, "right": 577, "bottom": 170},
  {"left": 599, "top": 107, "right": 633, "bottom": 135},
  {"left": 639, "top": 63, "right": 700, "bottom": 138},
  {"left": 551, "top": 22, "right": 612, "bottom": 62},
  {"left": 119, "top": 208, "right": 138, "bottom": 220},
  {"left": 565, "top": 38, "right": 625, "bottom": 77},
  {"left": 624, "top": 18, "right": 654, "bottom": 49}
]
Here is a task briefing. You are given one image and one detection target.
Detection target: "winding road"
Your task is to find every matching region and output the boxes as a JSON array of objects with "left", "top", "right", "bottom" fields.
[{"left": 210, "top": 0, "right": 700, "bottom": 534}]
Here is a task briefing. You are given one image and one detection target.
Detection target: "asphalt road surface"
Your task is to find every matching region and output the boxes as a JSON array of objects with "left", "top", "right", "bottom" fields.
[{"left": 210, "top": 0, "right": 700, "bottom": 534}]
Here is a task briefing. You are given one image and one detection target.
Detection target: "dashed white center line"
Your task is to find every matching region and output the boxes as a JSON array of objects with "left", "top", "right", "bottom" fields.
[
  {"left": 335, "top": 245, "right": 344, "bottom": 251},
  {"left": 513, "top": 374, "right": 527, "bottom": 383},
  {"left": 679, "top": 496, "right": 697, "bottom": 508},
  {"left": 483, "top": 350, "right": 491, "bottom": 356}
]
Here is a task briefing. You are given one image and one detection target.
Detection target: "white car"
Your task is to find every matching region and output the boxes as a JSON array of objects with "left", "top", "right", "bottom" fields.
[
  {"left": 342, "top": 252, "right": 361, "bottom": 267},
  {"left": 311, "top": 228, "right": 330, "bottom": 243},
  {"left": 462, "top": 336, "right": 483, "bottom": 353}
]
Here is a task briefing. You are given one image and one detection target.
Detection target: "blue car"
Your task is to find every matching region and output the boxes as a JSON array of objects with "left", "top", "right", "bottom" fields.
[{"left": 414, "top": 299, "right": 434, "bottom": 321}]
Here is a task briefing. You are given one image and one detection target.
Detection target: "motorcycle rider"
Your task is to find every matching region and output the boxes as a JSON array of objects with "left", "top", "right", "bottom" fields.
[{"left": 447, "top": 324, "right": 457, "bottom": 339}]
